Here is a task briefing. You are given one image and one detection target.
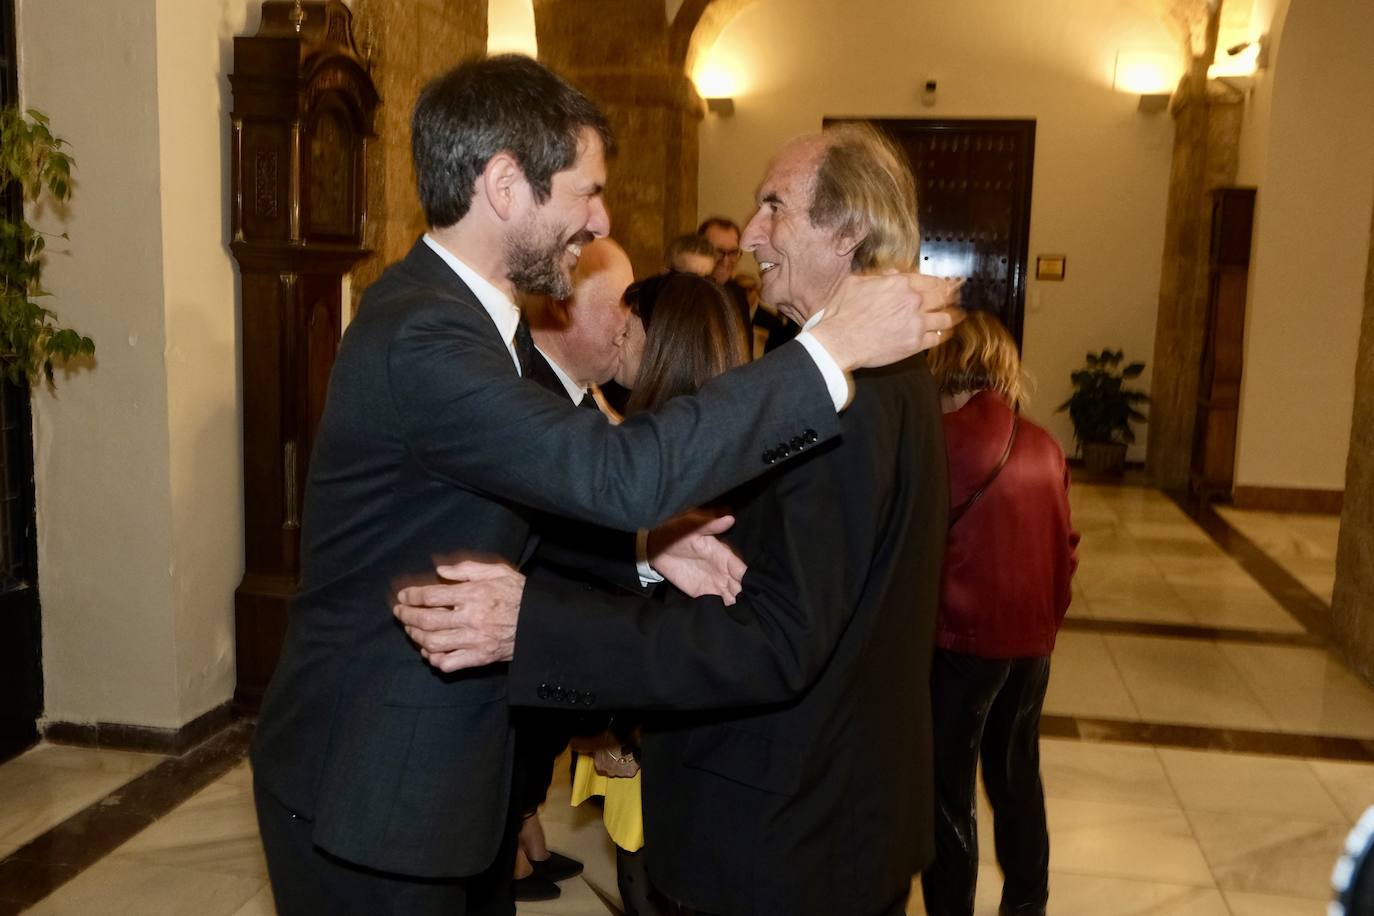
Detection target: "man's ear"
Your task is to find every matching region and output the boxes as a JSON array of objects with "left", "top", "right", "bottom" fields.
[
  {"left": 833, "top": 221, "right": 866, "bottom": 260},
  {"left": 480, "top": 151, "right": 526, "bottom": 222}
]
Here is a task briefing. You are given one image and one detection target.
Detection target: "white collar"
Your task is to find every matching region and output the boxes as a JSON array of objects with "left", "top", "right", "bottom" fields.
[
  {"left": 533, "top": 345, "right": 586, "bottom": 404},
  {"left": 802, "top": 308, "right": 825, "bottom": 331},
  {"left": 422, "top": 234, "right": 522, "bottom": 373}
]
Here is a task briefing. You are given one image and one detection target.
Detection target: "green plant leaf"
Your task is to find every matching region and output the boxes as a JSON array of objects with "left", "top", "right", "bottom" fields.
[{"left": 0, "top": 104, "right": 93, "bottom": 390}]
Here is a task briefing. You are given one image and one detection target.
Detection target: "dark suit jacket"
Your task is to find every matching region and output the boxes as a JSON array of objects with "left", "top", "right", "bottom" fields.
[
  {"left": 250, "top": 239, "right": 843, "bottom": 878},
  {"left": 509, "top": 357, "right": 948, "bottom": 916}
]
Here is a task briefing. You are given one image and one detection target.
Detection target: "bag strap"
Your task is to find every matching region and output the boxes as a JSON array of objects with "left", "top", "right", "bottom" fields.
[{"left": 948, "top": 418, "right": 1019, "bottom": 529}]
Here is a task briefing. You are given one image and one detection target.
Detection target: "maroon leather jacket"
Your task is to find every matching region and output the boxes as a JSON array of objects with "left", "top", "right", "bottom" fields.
[{"left": 936, "top": 390, "right": 1079, "bottom": 658}]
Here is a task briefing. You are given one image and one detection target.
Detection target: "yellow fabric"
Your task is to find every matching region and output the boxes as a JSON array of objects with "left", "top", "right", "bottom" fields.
[{"left": 569, "top": 752, "right": 644, "bottom": 852}]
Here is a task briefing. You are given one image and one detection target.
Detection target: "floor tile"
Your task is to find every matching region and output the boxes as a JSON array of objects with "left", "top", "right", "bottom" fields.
[
  {"left": 1073, "top": 553, "right": 1162, "bottom": 590},
  {"left": 1044, "top": 632, "right": 1141, "bottom": 720},
  {"left": 1047, "top": 797, "right": 1215, "bottom": 886},
  {"left": 1040, "top": 739, "right": 1178, "bottom": 809},
  {"left": 1222, "top": 889, "right": 1327, "bottom": 914},
  {"left": 109, "top": 777, "right": 268, "bottom": 878},
  {"left": 1218, "top": 643, "right": 1374, "bottom": 738},
  {"left": 1151, "top": 554, "right": 1262, "bottom": 587},
  {"left": 516, "top": 875, "right": 620, "bottom": 916},
  {"left": 218, "top": 760, "right": 254, "bottom": 790},
  {"left": 23, "top": 857, "right": 266, "bottom": 916},
  {"left": 11, "top": 743, "right": 165, "bottom": 776},
  {"left": 227, "top": 884, "right": 276, "bottom": 916},
  {"left": 1082, "top": 579, "right": 1199, "bottom": 624},
  {"left": 1306, "top": 758, "right": 1374, "bottom": 824},
  {"left": 0, "top": 746, "right": 162, "bottom": 859},
  {"left": 1166, "top": 581, "right": 1304, "bottom": 633},
  {"left": 1155, "top": 748, "right": 1346, "bottom": 823},
  {"left": 1124, "top": 521, "right": 1215, "bottom": 544},
  {"left": 1187, "top": 810, "right": 1347, "bottom": 900},
  {"left": 1044, "top": 873, "right": 1229, "bottom": 915},
  {"left": 1104, "top": 636, "right": 1277, "bottom": 730},
  {"left": 1214, "top": 508, "right": 1339, "bottom": 605}
]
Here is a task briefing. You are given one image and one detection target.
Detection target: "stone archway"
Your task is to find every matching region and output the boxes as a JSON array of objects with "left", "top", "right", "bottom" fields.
[{"left": 530, "top": 0, "right": 761, "bottom": 277}]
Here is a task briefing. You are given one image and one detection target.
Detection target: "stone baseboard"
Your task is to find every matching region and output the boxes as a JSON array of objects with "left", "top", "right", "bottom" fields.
[
  {"left": 41, "top": 701, "right": 236, "bottom": 755},
  {"left": 1231, "top": 485, "right": 1344, "bottom": 514}
]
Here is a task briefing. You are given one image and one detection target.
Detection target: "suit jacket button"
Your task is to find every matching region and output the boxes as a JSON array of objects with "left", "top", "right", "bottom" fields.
[
  {"left": 585, "top": 692, "right": 596, "bottom": 706},
  {"left": 537, "top": 683, "right": 551, "bottom": 700},
  {"left": 763, "top": 449, "right": 776, "bottom": 464},
  {"left": 553, "top": 686, "right": 565, "bottom": 701},
  {"left": 804, "top": 428, "right": 818, "bottom": 444},
  {"left": 570, "top": 690, "right": 584, "bottom": 704},
  {"left": 791, "top": 436, "right": 804, "bottom": 450}
]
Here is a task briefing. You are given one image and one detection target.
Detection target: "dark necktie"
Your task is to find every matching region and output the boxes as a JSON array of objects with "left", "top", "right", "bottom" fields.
[
  {"left": 512, "top": 316, "right": 535, "bottom": 378},
  {"left": 578, "top": 390, "right": 600, "bottom": 411}
]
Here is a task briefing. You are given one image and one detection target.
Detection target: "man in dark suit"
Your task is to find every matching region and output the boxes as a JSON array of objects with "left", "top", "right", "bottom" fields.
[
  {"left": 398, "top": 123, "right": 953, "bottom": 915},
  {"left": 250, "top": 55, "right": 957, "bottom": 916}
]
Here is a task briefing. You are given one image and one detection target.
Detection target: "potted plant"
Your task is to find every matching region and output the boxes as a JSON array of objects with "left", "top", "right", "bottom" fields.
[
  {"left": 1057, "top": 349, "right": 1149, "bottom": 475},
  {"left": 0, "top": 106, "right": 93, "bottom": 389}
]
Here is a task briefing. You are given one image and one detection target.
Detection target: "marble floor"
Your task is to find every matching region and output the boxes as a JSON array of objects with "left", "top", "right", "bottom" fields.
[{"left": 0, "top": 484, "right": 1364, "bottom": 915}]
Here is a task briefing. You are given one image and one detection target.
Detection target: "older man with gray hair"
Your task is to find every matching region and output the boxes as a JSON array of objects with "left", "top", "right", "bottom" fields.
[{"left": 398, "top": 122, "right": 953, "bottom": 916}]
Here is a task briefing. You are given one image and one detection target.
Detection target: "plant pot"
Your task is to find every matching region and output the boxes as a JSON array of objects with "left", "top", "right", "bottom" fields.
[{"left": 1082, "top": 441, "right": 1127, "bottom": 476}]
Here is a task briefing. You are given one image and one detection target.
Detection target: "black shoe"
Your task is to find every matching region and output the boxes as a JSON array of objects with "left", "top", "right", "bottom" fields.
[
  {"left": 514, "top": 873, "right": 562, "bottom": 902},
  {"left": 531, "top": 850, "right": 584, "bottom": 883}
]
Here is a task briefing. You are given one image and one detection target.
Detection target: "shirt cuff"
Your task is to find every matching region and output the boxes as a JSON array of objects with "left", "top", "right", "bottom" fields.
[
  {"left": 794, "top": 330, "right": 855, "bottom": 411},
  {"left": 635, "top": 529, "right": 664, "bottom": 587}
]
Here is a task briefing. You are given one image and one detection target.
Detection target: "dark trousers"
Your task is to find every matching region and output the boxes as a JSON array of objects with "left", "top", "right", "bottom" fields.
[
  {"left": 921, "top": 651, "right": 1052, "bottom": 916},
  {"left": 616, "top": 846, "right": 679, "bottom": 916},
  {"left": 255, "top": 782, "right": 519, "bottom": 916}
]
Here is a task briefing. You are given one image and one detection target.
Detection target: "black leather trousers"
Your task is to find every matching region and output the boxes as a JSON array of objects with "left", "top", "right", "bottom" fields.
[{"left": 921, "top": 650, "right": 1052, "bottom": 916}]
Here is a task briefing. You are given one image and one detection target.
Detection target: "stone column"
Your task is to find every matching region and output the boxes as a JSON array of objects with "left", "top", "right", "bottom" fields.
[
  {"left": 352, "top": 0, "right": 487, "bottom": 294},
  {"left": 534, "top": 0, "right": 705, "bottom": 278},
  {"left": 1332, "top": 200, "right": 1374, "bottom": 683},
  {"left": 1146, "top": 84, "right": 1244, "bottom": 489}
]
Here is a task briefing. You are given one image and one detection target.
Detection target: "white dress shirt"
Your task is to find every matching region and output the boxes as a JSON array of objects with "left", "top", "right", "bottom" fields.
[{"left": 422, "top": 234, "right": 522, "bottom": 374}]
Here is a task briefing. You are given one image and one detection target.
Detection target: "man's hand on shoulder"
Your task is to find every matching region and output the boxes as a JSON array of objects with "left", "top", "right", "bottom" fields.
[
  {"left": 394, "top": 560, "right": 524, "bottom": 672},
  {"left": 811, "top": 272, "right": 965, "bottom": 371}
]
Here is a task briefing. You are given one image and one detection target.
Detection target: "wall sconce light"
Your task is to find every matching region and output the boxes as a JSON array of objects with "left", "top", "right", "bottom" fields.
[
  {"left": 1137, "top": 93, "right": 1170, "bottom": 114},
  {"left": 706, "top": 97, "right": 735, "bottom": 116},
  {"left": 1114, "top": 50, "right": 1179, "bottom": 115}
]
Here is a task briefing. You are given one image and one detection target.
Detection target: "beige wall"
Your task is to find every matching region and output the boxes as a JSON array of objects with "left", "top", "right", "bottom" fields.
[
  {"left": 22, "top": 0, "right": 253, "bottom": 728},
  {"left": 1233, "top": 0, "right": 1374, "bottom": 492},
  {"left": 695, "top": 0, "right": 1177, "bottom": 460}
]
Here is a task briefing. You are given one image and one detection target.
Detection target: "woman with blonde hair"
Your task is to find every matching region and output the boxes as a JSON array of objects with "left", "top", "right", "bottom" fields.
[{"left": 920, "top": 310, "right": 1079, "bottom": 916}]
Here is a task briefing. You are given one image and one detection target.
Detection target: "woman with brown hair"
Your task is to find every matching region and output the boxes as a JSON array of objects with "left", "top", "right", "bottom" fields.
[
  {"left": 615, "top": 270, "right": 750, "bottom": 414},
  {"left": 920, "top": 310, "right": 1079, "bottom": 916}
]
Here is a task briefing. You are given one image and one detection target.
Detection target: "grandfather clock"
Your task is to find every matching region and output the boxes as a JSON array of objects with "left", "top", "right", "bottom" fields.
[{"left": 230, "top": 0, "right": 378, "bottom": 707}]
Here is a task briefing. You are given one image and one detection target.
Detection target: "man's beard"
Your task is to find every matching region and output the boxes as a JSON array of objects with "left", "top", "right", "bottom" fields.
[{"left": 507, "top": 214, "right": 588, "bottom": 299}]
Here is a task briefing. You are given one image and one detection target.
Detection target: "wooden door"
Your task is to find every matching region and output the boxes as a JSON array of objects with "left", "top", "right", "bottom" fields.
[
  {"left": 1190, "top": 187, "right": 1255, "bottom": 500},
  {"left": 827, "top": 118, "right": 1036, "bottom": 346}
]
